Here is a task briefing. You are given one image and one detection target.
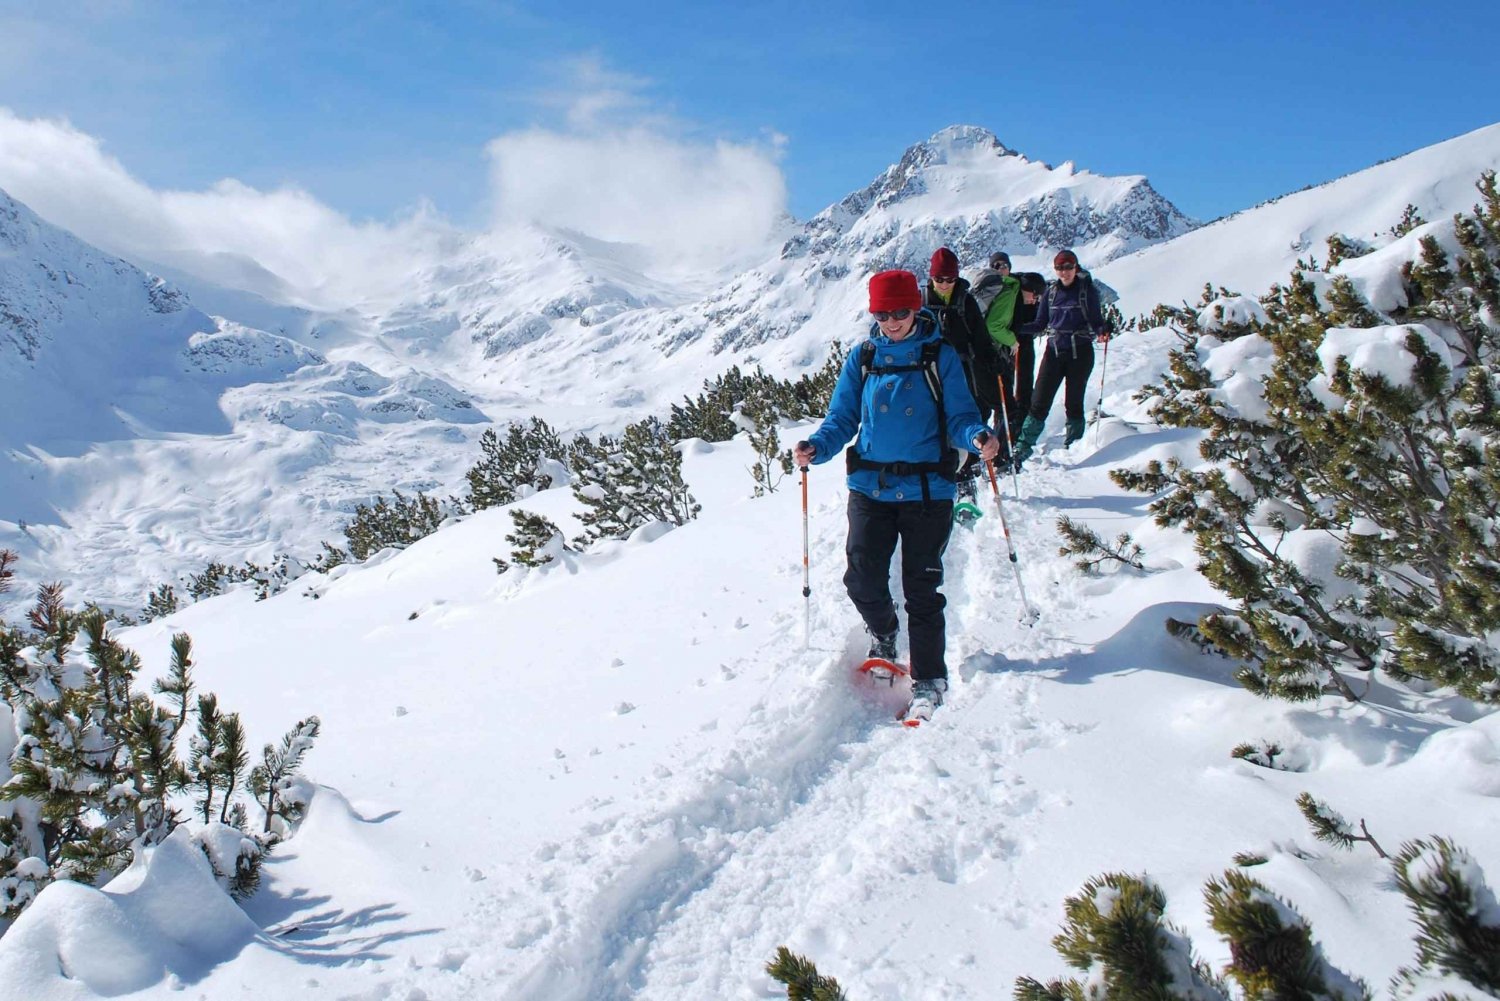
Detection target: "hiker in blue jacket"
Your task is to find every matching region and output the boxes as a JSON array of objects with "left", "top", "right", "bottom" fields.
[
  {"left": 1013, "top": 249, "right": 1113, "bottom": 467},
  {"left": 793, "top": 269, "right": 1001, "bottom": 720}
]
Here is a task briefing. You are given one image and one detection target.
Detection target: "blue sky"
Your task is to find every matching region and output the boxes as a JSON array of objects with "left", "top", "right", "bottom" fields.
[{"left": 1, "top": 0, "right": 1497, "bottom": 230}]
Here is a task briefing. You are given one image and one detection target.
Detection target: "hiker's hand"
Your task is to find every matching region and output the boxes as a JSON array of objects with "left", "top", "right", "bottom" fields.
[
  {"left": 1096, "top": 331, "right": 1112, "bottom": 343},
  {"left": 793, "top": 440, "right": 816, "bottom": 469},
  {"left": 975, "top": 432, "right": 1001, "bottom": 463}
]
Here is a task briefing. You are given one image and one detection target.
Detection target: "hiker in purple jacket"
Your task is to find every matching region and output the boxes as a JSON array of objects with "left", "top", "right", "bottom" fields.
[{"left": 1013, "top": 249, "right": 1112, "bottom": 467}]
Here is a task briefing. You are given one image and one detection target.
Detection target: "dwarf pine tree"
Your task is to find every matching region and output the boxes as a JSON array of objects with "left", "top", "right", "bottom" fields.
[
  {"left": 504, "top": 510, "right": 569, "bottom": 568},
  {"left": 1296, "top": 792, "right": 1388, "bottom": 858},
  {"left": 765, "top": 946, "right": 849, "bottom": 1001},
  {"left": 1, "top": 577, "right": 317, "bottom": 921},
  {"left": 1014, "top": 872, "right": 1229, "bottom": 1001},
  {"left": 1390, "top": 837, "right": 1500, "bottom": 995},
  {"left": 1204, "top": 868, "right": 1368, "bottom": 1001},
  {"left": 248, "top": 716, "right": 321, "bottom": 839},
  {"left": 746, "top": 396, "right": 794, "bottom": 497},
  {"left": 570, "top": 417, "right": 700, "bottom": 546},
  {"left": 465, "top": 418, "right": 566, "bottom": 510},
  {"left": 343, "top": 489, "right": 447, "bottom": 562},
  {"left": 1018, "top": 844, "right": 1497, "bottom": 1001},
  {"left": 1115, "top": 173, "right": 1500, "bottom": 705},
  {"left": 1056, "top": 516, "right": 1146, "bottom": 573},
  {"left": 143, "top": 582, "right": 180, "bottom": 621}
]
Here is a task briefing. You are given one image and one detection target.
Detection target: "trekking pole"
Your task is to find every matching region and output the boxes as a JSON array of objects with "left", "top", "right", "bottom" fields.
[
  {"left": 983, "top": 456, "right": 1039, "bottom": 626},
  {"left": 800, "top": 463, "right": 811, "bottom": 650},
  {"left": 994, "top": 371, "right": 1022, "bottom": 501},
  {"left": 1091, "top": 337, "right": 1110, "bottom": 447}
]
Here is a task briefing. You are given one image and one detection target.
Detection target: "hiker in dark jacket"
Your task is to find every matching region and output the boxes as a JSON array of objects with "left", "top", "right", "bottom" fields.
[
  {"left": 1014, "top": 249, "right": 1112, "bottom": 467},
  {"left": 1012, "top": 270, "right": 1047, "bottom": 425},
  {"left": 793, "top": 269, "right": 1000, "bottom": 719},
  {"left": 924, "top": 247, "right": 1001, "bottom": 493}
]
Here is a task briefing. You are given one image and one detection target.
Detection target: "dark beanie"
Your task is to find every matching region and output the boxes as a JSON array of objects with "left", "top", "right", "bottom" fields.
[
  {"left": 929, "top": 247, "right": 959, "bottom": 279},
  {"left": 1053, "top": 249, "right": 1079, "bottom": 269},
  {"left": 989, "top": 252, "right": 1011, "bottom": 269},
  {"left": 868, "top": 270, "right": 923, "bottom": 313}
]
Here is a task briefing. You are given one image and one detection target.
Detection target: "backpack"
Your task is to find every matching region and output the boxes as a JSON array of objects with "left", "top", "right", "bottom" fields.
[{"left": 845, "top": 339, "right": 960, "bottom": 502}]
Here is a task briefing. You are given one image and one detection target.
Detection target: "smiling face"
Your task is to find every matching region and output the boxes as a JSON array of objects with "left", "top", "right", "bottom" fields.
[
  {"left": 877, "top": 311, "right": 918, "bottom": 340},
  {"left": 1056, "top": 261, "right": 1078, "bottom": 286}
]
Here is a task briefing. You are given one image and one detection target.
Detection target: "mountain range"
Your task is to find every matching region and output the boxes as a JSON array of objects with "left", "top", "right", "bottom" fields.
[{"left": 3, "top": 123, "right": 1500, "bottom": 610}]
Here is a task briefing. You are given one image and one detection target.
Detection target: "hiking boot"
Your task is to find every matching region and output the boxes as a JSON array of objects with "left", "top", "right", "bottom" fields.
[
  {"left": 867, "top": 631, "right": 898, "bottom": 662},
  {"left": 1014, "top": 415, "right": 1045, "bottom": 467},
  {"left": 905, "top": 677, "right": 948, "bottom": 723},
  {"left": 956, "top": 474, "right": 977, "bottom": 502},
  {"left": 1065, "top": 417, "right": 1087, "bottom": 446}
]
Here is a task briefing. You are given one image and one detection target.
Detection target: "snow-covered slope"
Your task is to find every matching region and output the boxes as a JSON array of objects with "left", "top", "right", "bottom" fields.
[
  {"left": 1097, "top": 121, "right": 1500, "bottom": 316},
  {"left": 2, "top": 371, "right": 1494, "bottom": 999}
]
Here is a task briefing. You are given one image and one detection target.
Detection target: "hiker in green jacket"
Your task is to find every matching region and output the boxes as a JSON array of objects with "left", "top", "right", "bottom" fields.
[{"left": 969, "top": 251, "right": 1022, "bottom": 440}]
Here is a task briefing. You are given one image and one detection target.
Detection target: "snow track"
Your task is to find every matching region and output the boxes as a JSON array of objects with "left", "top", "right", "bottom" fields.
[{"left": 440, "top": 462, "right": 1094, "bottom": 1000}]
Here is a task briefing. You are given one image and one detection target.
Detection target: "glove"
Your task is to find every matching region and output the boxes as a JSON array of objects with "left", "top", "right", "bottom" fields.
[{"left": 793, "top": 440, "right": 816, "bottom": 469}]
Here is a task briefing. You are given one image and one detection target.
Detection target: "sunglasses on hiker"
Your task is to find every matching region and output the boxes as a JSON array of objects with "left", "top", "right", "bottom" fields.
[
  {"left": 1055, "top": 263, "right": 1077, "bottom": 272},
  {"left": 872, "top": 309, "right": 913, "bottom": 322},
  {"left": 931, "top": 276, "right": 956, "bottom": 284}
]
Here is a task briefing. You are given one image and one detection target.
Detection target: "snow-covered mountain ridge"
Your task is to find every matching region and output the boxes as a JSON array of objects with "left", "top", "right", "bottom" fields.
[
  {"left": 6, "top": 123, "right": 1500, "bottom": 612},
  {"left": 0, "top": 126, "right": 1201, "bottom": 608}
]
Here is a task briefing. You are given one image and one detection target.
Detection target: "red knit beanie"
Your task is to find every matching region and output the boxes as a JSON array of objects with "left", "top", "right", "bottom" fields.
[
  {"left": 868, "top": 270, "right": 923, "bottom": 313},
  {"left": 929, "top": 247, "right": 959, "bottom": 279},
  {"left": 1053, "top": 249, "right": 1079, "bottom": 269}
]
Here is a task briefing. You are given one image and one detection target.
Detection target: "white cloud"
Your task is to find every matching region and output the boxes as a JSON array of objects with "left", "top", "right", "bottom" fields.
[
  {"left": 0, "top": 108, "right": 456, "bottom": 309},
  {"left": 485, "top": 55, "right": 790, "bottom": 276},
  {"left": 485, "top": 127, "right": 787, "bottom": 276},
  {"left": 0, "top": 54, "right": 790, "bottom": 305}
]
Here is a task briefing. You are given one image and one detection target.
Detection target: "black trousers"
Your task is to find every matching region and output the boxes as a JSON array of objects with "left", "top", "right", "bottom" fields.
[
  {"left": 1029, "top": 338, "right": 1095, "bottom": 422},
  {"left": 844, "top": 491, "right": 954, "bottom": 681},
  {"left": 1014, "top": 335, "right": 1036, "bottom": 425}
]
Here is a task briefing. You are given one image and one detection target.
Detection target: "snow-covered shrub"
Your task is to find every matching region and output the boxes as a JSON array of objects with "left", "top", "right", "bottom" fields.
[
  {"left": 666, "top": 342, "right": 848, "bottom": 445},
  {"left": 464, "top": 418, "right": 567, "bottom": 510},
  {"left": 1013, "top": 872, "right": 1228, "bottom": 1001},
  {"left": 501, "top": 510, "right": 570, "bottom": 569},
  {"left": 570, "top": 417, "right": 699, "bottom": 546},
  {"left": 745, "top": 396, "right": 794, "bottom": 497},
  {"left": 0, "top": 582, "right": 320, "bottom": 923},
  {"left": 1018, "top": 846, "right": 1497, "bottom": 1001},
  {"left": 1205, "top": 869, "right": 1369, "bottom": 1000},
  {"left": 1056, "top": 517, "right": 1146, "bottom": 573},
  {"left": 342, "top": 489, "right": 448, "bottom": 562},
  {"left": 142, "top": 582, "right": 180, "bottom": 621},
  {"left": 765, "top": 946, "right": 849, "bottom": 1000},
  {"left": 1116, "top": 172, "right": 1500, "bottom": 704},
  {"left": 1391, "top": 837, "right": 1500, "bottom": 996}
]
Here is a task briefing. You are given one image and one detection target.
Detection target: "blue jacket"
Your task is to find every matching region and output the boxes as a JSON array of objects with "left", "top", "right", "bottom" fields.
[
  {"left": 1021, "top": 270, "right": 1108, "bottom": 354},
  {"left": 806, "top": 311, "right": 993, "bottom": 503}
]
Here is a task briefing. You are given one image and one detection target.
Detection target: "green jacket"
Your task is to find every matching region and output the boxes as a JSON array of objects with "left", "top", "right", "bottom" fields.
[{"left": 971, "top": 267, "right": 1020, "bottom": 348}]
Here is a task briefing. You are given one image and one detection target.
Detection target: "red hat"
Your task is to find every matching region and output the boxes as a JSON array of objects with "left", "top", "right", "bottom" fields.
[
  {"left": 1053, "top": 249, "right": 1079, "bottom": 269},
  {"left": 929, "top": 247, "right": 959, "bottom": 279},
  {"left": 868, "top": 270, "right": 923, "bottom": 313}
]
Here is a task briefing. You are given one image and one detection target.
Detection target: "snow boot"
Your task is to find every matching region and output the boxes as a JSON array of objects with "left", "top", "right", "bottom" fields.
[
  {"left": 956, "top": 470, "right": 978, "bottom": 503},
  {"left": 867, "top": 630, "right": 898, "bottom": 662},
  {"left": 904, "top": 677, "right": 948, "bottom": 724},
  {"left": 1014, "top": 415, "right": 1045, "bottom": 468},
  {"left": 1065, "top": 417, "right": 1087, "bottom": 446}
]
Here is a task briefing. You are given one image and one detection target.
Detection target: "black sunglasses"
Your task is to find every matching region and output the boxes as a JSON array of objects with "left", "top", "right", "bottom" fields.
[
  {"left": 1056, "top": 263, "right": 1077, "bottom": 272},
  {"left": 931, "top": 275, "right": 957, "bottom": 284},
  {"left": 872, "top": 309, "right": 913, "bottom": 322}
]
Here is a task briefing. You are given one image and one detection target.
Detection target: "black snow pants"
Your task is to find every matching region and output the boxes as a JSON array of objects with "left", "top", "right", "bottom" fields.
[
  {"left": 843, "top": 490, "right": 954, "bottom": 682},
  {"left": 1029, "top": 337, "right": 1095, "bottom": 422}
]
